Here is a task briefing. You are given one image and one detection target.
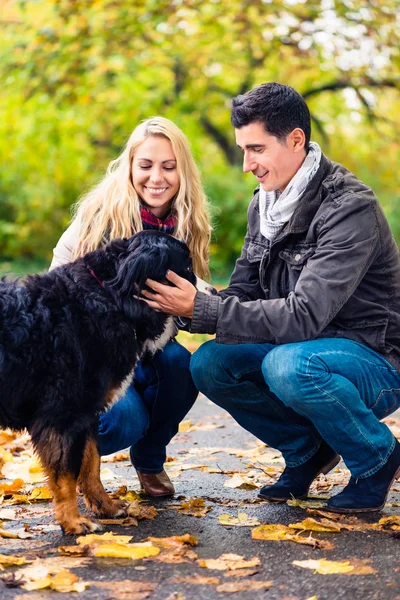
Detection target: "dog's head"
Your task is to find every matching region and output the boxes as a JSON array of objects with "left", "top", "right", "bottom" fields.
[{"left": 106, "top": 230, "right": 196, "bottom": 297}]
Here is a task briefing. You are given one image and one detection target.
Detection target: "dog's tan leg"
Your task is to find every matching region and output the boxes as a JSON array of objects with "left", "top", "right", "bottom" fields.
[
  {"left": 45, "top": 470, "right": 103, "bottom": 535},
  {"left": 77, "top": 438, "right": 128, "bottom": 518}
]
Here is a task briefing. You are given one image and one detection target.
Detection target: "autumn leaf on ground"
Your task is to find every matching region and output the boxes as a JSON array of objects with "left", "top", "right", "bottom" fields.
[
  {"left": 223, "top": 474, "right": 258, "bottom": 489},
  {"left": 293, "top": 558, "right": 376, "bottom": 575},
  {"left": 76, "top": 532, "right": 133, "bottom": 546},
  {"left": 2, "top": 455, "right": 45, "bottom": 484},
  {"left": 198, "top": 553, "right": 261, "bottom": 571},
  {"left": 110, "top": 486, "right": 141, "bottom": 502},
  {"left": 28, "top": 486, "right": 52, "bottom": 502},
  {"left": 375, "top": 515, "right": 400, "bottom": 531},
  {"left": 251, "top": 524, "right": 335, "bottom": 550},
  {"left": 171, "top": 575, "right": 220, "bottom": 585},
  {"left": 148, "top": 547, "right": 198, "bottom": 564},
  {"left": 0, "top": 553, "right": 31, "bottom": 568},
  {"left": 178, "top": 420, "right": 192, "bottom": 432},
  {"left": 216, "top": 580, "right": 273, "bottom": 593},
  {"left": 126, "top": 499, "right": 158, "bottom": 520},
  {"left": 92, "top": 579, "right": 156, "bottom": 600},
  {"left": 223, "top": 568, "right": 260, "bottom": 578},
  {"left": 146, "top": 534, "right": 198, "bottom": 548},
  {"left": 101, "top": 452, "right": 129, "bottom": 462},
  {"left": 72, "top": 532, "right": 160, "bottom": 560},
  {"left": 100, "top": 467, "right": 120, "bottom": 481},
  {"left": 218, "top": 512, "right": 260, "bottom": 527},
  {"left": 144, "top": 534, "right": 199, "bottom": 563},
  {"left": 0, "top": 525, "right": 32, "bottom": 539},
  {"left": 91, "top": 542, "right": 160, "bottom": 560},
  {"left": 251, "top": 524, "right": 295, "bottom": 541},
  {"left": 289, "top": 518, "right": 342, "bottom": 533},
  {"left": 7, "top": 562, "right": 88, "bottom": 592},
  {"left": 99, "top": 517, "right": 139, "bottom": 527},
  {"left": 170, "top": 497, "right": 211, "bottom": 517},
  {"left": 287, "top": 498, "right": 327, "bottom": 509},
  {"left": 0, "top": 479, "right": 25, "bottom": 494}
]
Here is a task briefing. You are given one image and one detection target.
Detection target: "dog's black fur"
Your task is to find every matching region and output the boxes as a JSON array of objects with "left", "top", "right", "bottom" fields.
[{"left": 0, "top": 230, "right": 196, "bottom": 533}]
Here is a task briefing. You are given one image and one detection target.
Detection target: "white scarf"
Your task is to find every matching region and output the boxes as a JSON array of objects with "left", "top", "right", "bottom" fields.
[{"left": 259, "top": 141, "right": 322, "bottom": 241}]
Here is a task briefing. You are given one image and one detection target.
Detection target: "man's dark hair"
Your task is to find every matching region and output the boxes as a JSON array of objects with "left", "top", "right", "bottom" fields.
[{"left": 231, "top": 82, "right": 311, "bottom": 150}]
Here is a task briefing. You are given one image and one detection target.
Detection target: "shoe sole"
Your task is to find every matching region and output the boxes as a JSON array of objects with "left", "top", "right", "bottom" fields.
[
  {"left": 259, "top": 454, "right": 341, "bottom": 503},
  {"left": 327, "top": 464, "right": 400, "bottom": 514}
]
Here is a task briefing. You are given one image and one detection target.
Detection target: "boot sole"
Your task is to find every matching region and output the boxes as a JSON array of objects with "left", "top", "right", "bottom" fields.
[
  {"left": 327, "top": 464, "right": 400, "bottom": 513},
  {"left": 259, "top": 454, "right": 341, "bottom": 502}
]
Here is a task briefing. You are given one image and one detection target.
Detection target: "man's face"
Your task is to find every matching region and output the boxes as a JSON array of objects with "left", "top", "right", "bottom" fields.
[{"left": 235, "top": 122, "right": 306, "bottom": 193}]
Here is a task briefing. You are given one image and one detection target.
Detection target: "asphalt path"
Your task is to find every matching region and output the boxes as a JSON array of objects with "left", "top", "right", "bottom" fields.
[{"left": 1, "top": 395, "right": 399, "bottom": 600}]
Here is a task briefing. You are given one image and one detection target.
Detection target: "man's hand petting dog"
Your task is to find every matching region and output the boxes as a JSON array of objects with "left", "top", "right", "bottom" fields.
[{"left": 142, "top": 270, "right": 197, "bottom": 318}]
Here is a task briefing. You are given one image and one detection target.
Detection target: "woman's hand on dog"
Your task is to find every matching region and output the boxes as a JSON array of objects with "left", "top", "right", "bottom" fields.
[{"left": 142, "top": 271, "right": 196, "bottom": 318}]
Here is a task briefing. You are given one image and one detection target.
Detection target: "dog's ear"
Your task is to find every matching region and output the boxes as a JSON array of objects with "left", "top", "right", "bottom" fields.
[{"left": 108, "top": 243, "right": 169, "bottom": 296}]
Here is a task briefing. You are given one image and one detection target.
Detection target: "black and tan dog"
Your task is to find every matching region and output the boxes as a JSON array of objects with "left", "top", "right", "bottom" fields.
[{"left": 0, "top": 230, "right": 196, "bottom": 534}]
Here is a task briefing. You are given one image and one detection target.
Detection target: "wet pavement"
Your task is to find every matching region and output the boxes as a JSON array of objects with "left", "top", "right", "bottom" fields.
[{"left": 0, "top": 396, "right": 399, "bottom": 600}]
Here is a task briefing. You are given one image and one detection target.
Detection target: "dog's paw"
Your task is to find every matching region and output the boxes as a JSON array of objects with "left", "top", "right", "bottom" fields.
[
  {"left": 88, "top": 498, "right": 129, "bottom": 519},
  {"left": 61, "top": 516, "right": 103, "bottom": 535}
]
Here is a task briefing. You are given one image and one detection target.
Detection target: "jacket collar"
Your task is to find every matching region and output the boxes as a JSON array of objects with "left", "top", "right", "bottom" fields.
[{"left": 253, "top": 153, "right": 334, "bottom": 245}]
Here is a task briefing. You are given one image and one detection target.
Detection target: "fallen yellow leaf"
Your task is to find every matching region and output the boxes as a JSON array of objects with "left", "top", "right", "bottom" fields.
[
  {"left": 76, "top": 532, "right": 133, "bottom": 546},
  {"left": 146, "top": 534, "right": 198, "bottom": 548},
  {"left": 289, "top": 518, "right": 341, "bottom": 533},
  {"left": 251, "top": 524, "right": 294, "bottom": 540},
  {"left": 223, "top": 474, "right": 258, "bottom": 489},
  {"left": 198, "top": 553, "right": 261, "bottom": 571},
  {"left": 218, "top": 512, "right": 260, "bottom": 527},
  {"left": 178, "top": 420, "right": 192, "bottom": 432},
  {"left": 293, "top": 558, "right": 354, "bottom": 574},
  {"left": 0, "top": 553, "right": 31, "bottom": 567},
  {"left": 28, "top": 486, "right": 53, "bottom": 502},
  {"left": 216, "top": 580, "right": 273, "bottom": 593},
  {"left": 91, "top": 542, "right": 160, "bottom": 559}
]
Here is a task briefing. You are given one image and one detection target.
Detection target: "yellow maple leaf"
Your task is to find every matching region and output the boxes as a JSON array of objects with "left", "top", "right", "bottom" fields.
[
  {"left": 293, "top": 558, "right": 354, "bottom": 574},
  {"left": 251, "top": 524, "right": 294, "bottom": 540},
  {"left": 91, "top": 541, "right": 160, "bottom": 559},
  {"left": 289, "top": 518, "right": 341, "bottom": 533}
]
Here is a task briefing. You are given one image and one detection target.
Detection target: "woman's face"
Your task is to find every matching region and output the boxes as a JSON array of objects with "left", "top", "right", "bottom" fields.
[{"left": 131, "top": 136, "right": 180, "bottom": 218}]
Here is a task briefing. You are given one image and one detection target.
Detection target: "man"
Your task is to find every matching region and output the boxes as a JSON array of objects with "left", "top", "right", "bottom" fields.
[{"left": 142, "top": 82, "right": 400, "bottom": 512}]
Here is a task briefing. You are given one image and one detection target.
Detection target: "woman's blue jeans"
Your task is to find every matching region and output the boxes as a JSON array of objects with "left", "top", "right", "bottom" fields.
[
  {"left": 99, "top": 340, "right": 198, "bottom": 473},
  {"left": 190, "top": 338, "right": 400, "bottom": 478}
]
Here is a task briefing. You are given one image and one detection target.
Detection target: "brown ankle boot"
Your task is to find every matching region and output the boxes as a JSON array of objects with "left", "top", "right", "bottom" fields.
[{"left": 136, "top": 469, "right": 174, "bottom": 497}]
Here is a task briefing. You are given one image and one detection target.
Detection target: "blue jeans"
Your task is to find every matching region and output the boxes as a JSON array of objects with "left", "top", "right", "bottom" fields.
[
  {"left": 190, "top": 338, "right": 400, "bottom": 478},
  {"left": 99, "top": 340, "right": 198, "bottom": 473}
]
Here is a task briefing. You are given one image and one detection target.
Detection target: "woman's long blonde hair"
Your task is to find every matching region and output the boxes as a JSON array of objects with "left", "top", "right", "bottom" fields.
[{"left": 72, "top": 117, "right": 211, "bottom": 279}]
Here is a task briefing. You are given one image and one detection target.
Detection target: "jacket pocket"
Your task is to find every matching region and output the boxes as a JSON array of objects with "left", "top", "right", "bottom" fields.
[
  {"left": 278, "top": 244, "right": 316, "bottom": 267},
  {"left": 277, "top": 244, "right": 316, "bottom": 294},
  {"left": 324, "top": 318, "right": 389, "bottom": 356}
]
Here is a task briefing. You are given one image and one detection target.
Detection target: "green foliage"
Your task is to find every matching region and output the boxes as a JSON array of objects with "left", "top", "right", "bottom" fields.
[{"left": 0, "top": 0, "right": 399, "bottom": 274}]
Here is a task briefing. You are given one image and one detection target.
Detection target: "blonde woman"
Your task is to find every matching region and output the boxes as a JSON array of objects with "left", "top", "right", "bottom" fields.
[{"left": 50, "top": 117, "right": 211, "bottom": 497}]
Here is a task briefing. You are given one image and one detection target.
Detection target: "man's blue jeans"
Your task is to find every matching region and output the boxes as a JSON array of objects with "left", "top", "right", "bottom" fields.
[
  {"left": 99, "top": 340, "right": 198, "bottom": 473},
  {"left": 190, "top": 338, "right": 400, "bottom": 478}
]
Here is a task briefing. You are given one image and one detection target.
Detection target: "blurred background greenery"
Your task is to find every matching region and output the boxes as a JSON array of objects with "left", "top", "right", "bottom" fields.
[{"left": 1, "top": 0, "right": 399, "bottom": 286}]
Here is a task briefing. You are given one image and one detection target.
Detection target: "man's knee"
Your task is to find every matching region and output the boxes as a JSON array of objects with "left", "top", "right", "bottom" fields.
[
  {"left": 262, "top": 344, "right": 311, "bottom": 407},
  {"left": 190, "top": 340, "right": 218, "bottom": 392}
]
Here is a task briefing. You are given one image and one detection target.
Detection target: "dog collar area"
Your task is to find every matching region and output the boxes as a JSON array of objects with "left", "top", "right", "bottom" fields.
[{"left": 86, "top": 265, "right": 104, "bottom": 287}]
